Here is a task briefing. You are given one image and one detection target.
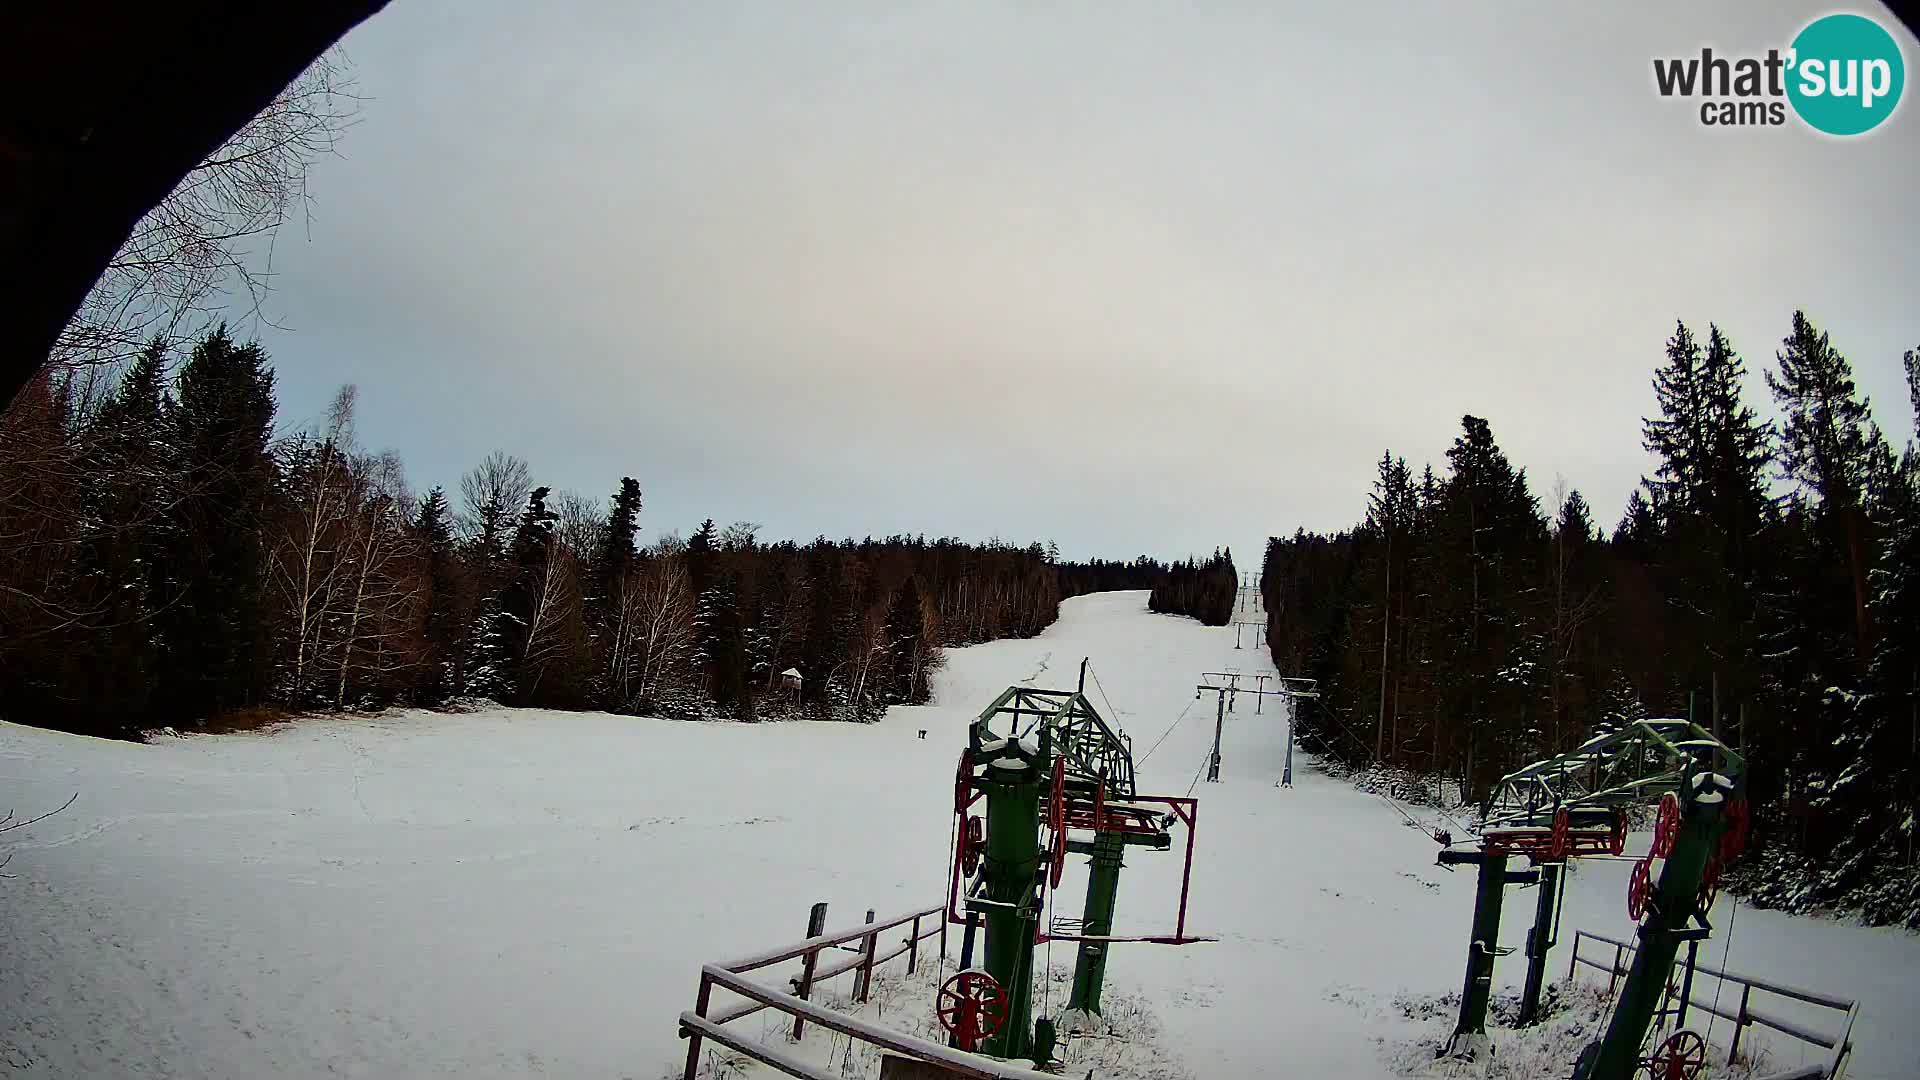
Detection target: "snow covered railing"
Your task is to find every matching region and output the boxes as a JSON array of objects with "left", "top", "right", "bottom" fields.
[
  {"left": 1567, "top": 929, "right": 1858, "bottom": 1078},
  {"left": 681, "top": 901, "right": 1047, "bottom": 1080}
]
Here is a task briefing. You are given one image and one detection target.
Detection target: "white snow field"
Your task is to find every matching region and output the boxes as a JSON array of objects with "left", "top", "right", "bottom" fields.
[{"left": 2, "top": 590, "right": 1916, "bottom": 1079}]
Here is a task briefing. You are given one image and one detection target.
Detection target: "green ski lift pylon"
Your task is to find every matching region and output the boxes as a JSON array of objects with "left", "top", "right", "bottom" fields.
[
  {"left": 1575, "top": 767, "right": 1741, "bottom": 1080},
  {"left": 974, "top": 727, "right": 1049, "bottom": 1060},
  {"left": 947, "top": 675, "right": 1209, "bottom": 1063},
  {"left": 1435, "top": 717, "right": 1745, "bottom": 1070}
]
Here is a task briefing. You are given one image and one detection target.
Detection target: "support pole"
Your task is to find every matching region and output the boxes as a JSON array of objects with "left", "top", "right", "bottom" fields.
[
  {"left": 1519, "top": 861, "right": 1563, "bottom": 1026},
  {"left": 1281, "top": 700, "right": 1295, "bottom": 787},
  {"left": 1577, "top": 773, "right": 1730, "bottom": 1080},
  {"left": 856, "top": 909, "right": 878, "bottom": 1003},
  {"left": 1065, "top": 830, "right": 1126, "bottom": 1019},
  {"left": 958, "top": 912, "right": 978, "bottom": 971},
  {"left": 979, "top": 735, "right": 1047, "bottom": 1060},
  {"left": 1208, "top": 690, "right": 1225, "bottom": 782},
  {"left": 1675, "top": 938, "right": 1700, "bottom": 1029},
  {"left": 791, "top": 901, "right": 829, "bottom": 1040},
  {"left": 1444, "top": 851, "right": 1511, "bottom": 1058}
]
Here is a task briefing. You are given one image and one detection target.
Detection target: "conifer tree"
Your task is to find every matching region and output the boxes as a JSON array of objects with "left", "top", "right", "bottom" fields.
[
  {"left": 159, "top": 326, "right": 278, "bottom": 721},
  {"left": 1769, "top": 311, "right": 1885, "bottom": 657},
  {"left": 414, "top": 487, "right": 462, "bottom": 704},
  {"left": 694, "top": 574, "right": 746, "bottom": 713},
  {"left": 1359, "top": 451, "right": 1414, "bottom": 760},
  {"left": 498, "top": 485, "right": 588, "bottom": 704},
  {"left": 799, "top": 552, "right": 845, "bottom": 713},
  {"left": 75, "top": 341, "right": 175, "bottom": 725},
  {"left": 1644, "top": 321, "right": 1710, "bottom": 513},
  {"left": 1435, "top": 415, "right": 1545, "bottom": 795},
  {"left": 598, "top": 478, "right": 642, "bottom": 596},
  {"left": 884, "top": 576, "right": 931, "bottom": 704}
]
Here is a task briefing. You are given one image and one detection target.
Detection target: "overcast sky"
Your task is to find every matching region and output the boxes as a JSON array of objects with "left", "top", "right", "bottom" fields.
[{"left": 254, "top": 1, "right": 1920, "bottom": 566}]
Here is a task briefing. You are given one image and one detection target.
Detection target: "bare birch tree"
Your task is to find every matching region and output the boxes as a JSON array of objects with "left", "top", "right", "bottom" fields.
[
  {"left": 332, "top": 451, "right": 425, "bottom": 706},
  {"left": 271, "top": 386, "right": 357, "bottom": 701},
  {"left": 622, "top": 548, "right": 695, "bottom": 708},
  {"left": 458, "top": 451, "right": 532, "bottom": 559},
  {"left": 53, "top": 53, "right": 362, "bottom": 371}
]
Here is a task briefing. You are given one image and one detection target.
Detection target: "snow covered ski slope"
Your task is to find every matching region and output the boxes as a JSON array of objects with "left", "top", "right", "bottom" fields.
[{"left": 1, "top": 591, "right": 1915, "bottom": 1078}]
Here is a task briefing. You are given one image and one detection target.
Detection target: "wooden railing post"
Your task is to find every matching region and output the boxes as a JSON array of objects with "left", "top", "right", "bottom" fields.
[
  {"left": 1609, "top": 942, "right": 1625, "bottom": 996},
  {"left": 856, "top": 909, "right": 878, "bottom": 1003},
  {"left": 791, "top": 901, "right": 828, "bottom": 1040},
  {"left": 1729, "top": 983, "right": 1752, "bottom": 1064},
  {"left": 908, "top": 913, "right": 922, "bottom": 974},
  {"left": 938, "top": 909, "right": 949, "bottom": 962},
  {"left": 1567, "top": 932, "right": 1580, "bottom": 985},
  {"left": 682, "top": 972, "right": 714, "bottom": 1080}
]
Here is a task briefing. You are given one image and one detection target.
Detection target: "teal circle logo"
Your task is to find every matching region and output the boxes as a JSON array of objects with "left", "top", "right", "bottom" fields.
[{"left": 1786, "top": 13, "right": 1905, "bottom": 135}]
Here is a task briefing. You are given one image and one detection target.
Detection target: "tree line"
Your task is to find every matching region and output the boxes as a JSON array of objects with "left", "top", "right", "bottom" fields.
[
  {"left": 1262, "top": 312, "right": 1919, "bottom": 926},
  {"left": 0, "top": 328, "right": 1188, "bottom": 738},
  {"left": 1148, "top": 549, "right": 1238, "bottom": 626}
]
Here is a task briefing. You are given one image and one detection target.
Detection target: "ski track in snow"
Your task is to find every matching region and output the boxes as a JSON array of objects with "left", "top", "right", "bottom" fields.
[{"left": 1, "top": 591, "right": 1916, "bottom": 1078}]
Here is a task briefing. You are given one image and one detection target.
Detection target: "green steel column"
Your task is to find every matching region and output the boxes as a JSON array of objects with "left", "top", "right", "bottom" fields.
[
  {"left": 1448, "top": 851, "right": 1510, "bottom": 1053},
  {"left": 1065, "top": 829, "right": 1126, "bottom": 1016},
  {"left": 1579, "top": 781, "right": 1726, "bottom": 1080},
  {"left": 980, "top": 746, "right": 1045, "bottom": 1060},
  {"left": 1518, "top": 860, "right": 1562, "bottom": 1026}
]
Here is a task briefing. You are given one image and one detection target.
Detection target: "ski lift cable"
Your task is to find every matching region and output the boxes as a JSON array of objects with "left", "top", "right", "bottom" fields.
[
  {"left": 1042, "top": 861, "right": 1057, "bottom": 1017},
  {"left": 1085, "top": 662, "right": 1125, "bottom": 730},
  {"left": 938, "top": 794, "right": 957, "bottom": 986},
  {"left": 1186, "top": 745, "right": 1212, "bottom": 797},
  {"left": 1310, "top": 696, "right": 1473, "bottom": 843},
  {"left": 1704, "top": 894, "right": 1740, "bottom": 1051},
  {"left": 1136, "top": 695, "right": 1199, "bottom": 766}
]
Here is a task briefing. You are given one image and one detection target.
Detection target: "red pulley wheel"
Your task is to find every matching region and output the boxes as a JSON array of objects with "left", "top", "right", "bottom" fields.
[
  {"left": 1628, "top": 855, "right": 1653, "bottom": 922},
  {"left": 960, "top": 815, "right": 983, "bottom": 877},
  {"left": 954, "top": 749, "right": 973, "bottom": 815},
  {"left": 1650, "top": 1029, "right": 1707, "bottom": 1080},
  {"left": 1049, "top": 756, "right": 1066, "bottom": 836},
  {"left": 1697, "top": 855, "right": 1721, "bottom": 914},
  {"left": 1652, "top": 791, "right": 1682, "bottom": 859},
  {"left": 1720, "top": 796, "right": 1749, "bottom": 860},
  {"left": 1550, "top": 807, "right": 1570, "bottom": 860},
  {"left": 936, "top": 970, "right": 1007, "bottom": 1052},
  {"left": 1047, "top": 756, "right": 1068, "bottom": 888},
  {"left": 1609, "top": 811, "right": 1628, "bottom": 856}
]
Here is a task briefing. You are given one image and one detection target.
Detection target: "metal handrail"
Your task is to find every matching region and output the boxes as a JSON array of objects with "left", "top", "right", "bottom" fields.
[
  {"left": 1567, "top": 929, "right": 1857, "bottom": 1078},
  {"left": 691, "top": 965, "right": 1057, "bottom": 1080},
  {"left": 717, "top": 904, "right": 940, "bottom": 973},
  {"left": 681, "top": 900, "right": 1052, "bottom": 1080}
]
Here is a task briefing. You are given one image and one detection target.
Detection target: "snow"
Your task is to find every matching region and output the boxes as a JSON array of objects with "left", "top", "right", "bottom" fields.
[{"left": 1, "top": 591, "right": 1916, "bottom": 1079}]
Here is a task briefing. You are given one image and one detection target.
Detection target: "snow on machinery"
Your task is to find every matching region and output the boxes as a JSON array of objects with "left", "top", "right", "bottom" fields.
[
  {"left": 943, "top": 674, "right": 1209, "bottom": 1065},
  {"left": 1435, "top": 717, "right": 1750, "bottom": 1080}
]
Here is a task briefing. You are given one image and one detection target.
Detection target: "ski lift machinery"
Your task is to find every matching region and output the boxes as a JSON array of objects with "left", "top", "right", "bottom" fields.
[
  {"left": 1435, "top": 718, "right": 1748, "bottom": 1080},
  {"left": 942, "top": 679, "right": 1211, "bottom": 1064}
]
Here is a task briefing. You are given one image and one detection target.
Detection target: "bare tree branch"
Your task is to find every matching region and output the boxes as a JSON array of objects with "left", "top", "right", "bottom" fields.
[
  {"left": 48, "top": 51, "right": 363, "bottom": 371},
  {"left": 0, "top": 792, "right": 78, "bottom": 834}
]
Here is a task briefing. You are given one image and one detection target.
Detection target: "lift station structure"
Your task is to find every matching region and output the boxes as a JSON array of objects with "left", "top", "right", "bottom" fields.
[
  {"left": 1437, "top": 717, "right": 1750, "bottom": 1080},
  {"left": 940, "top": 678, "right": 1208, "bottom": 1065}
]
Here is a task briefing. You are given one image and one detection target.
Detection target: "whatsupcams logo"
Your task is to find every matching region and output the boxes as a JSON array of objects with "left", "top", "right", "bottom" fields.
[{"left": 1653, "top": 12, "right": 1906, "bottom": 135}]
